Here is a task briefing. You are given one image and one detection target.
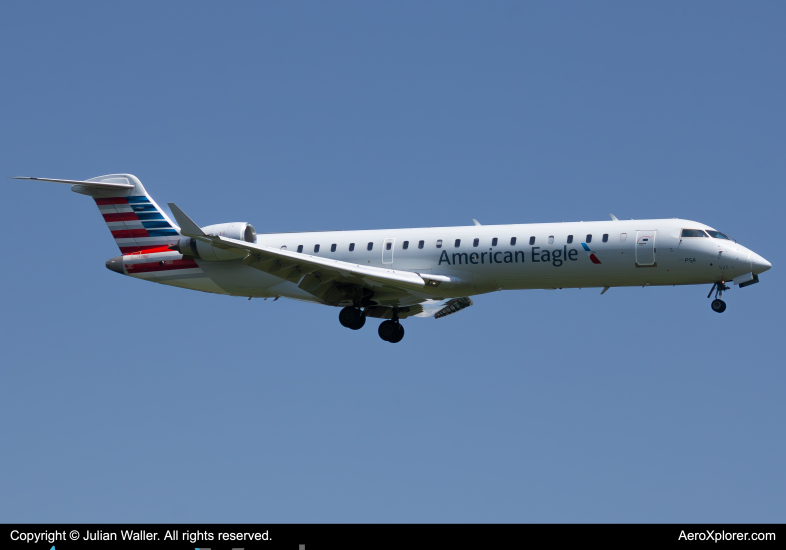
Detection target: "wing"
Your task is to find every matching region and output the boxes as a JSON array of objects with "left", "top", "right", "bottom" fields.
[{"left": 168, "top": 203, "right": 451, "bottom": 307}]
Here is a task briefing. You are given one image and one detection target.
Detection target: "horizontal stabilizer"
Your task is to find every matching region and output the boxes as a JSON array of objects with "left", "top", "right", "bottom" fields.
[{"left": 10, "top": 176, "right": 134, "bottom": 189}]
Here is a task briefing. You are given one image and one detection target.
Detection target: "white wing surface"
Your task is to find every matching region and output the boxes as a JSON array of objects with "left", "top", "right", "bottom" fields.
[{"left": 168, "top": 203, "right": 453, "bottom": 307}]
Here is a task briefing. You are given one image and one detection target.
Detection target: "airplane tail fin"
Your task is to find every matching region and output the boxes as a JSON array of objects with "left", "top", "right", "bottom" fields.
[{"left": 13, "top": 174, "right": 181, "bottom": 254}]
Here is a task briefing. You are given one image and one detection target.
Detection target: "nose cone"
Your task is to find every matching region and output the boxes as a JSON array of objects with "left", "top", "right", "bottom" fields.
[
  {"left": 105, "top": 256, "right": 125, "bottom": 275},
  {"left": 751, "top": 253, "right": 771, "bottom": 274}
]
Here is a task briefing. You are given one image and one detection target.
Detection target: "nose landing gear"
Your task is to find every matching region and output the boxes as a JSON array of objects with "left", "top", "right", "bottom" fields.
[{"left": 707, "top": 282, "right": 730, "bottom": 313}]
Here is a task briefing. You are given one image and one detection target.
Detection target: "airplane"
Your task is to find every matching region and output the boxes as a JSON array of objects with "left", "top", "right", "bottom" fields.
[{"left": 15, "top": 173, "right": 772, "bottom": 343}]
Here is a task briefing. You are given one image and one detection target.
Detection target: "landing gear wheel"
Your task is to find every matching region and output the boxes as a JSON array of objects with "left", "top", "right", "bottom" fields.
[
  {"left": 388, "top": 323, "right": 405, "bottom": 343},
  {"left": 378, "top": 320, "right": 403, "bottom": 342},
  {"left": 707, "top": 282, "right": 730, "bottom": 313},
  {"left": 351, "top": 314, "right": 366, "bottom": 330},
  {"left": 339, "top": 306, "right": 365, "bottom": 329}
]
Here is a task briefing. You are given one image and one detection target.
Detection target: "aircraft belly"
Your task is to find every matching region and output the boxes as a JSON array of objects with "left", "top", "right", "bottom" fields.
[
  {"left": 122, "top": 252, "right": 230, "bottom": 295},
  {"left": 195, "top": 259, "right": 284, "bottom": 298},
  {"left": 156, "top": 276, "right": 229, "bottom": 294},
  {"left": 131, "top": 270, "right": 229, "bottom": 294},
  {"left": 496, "top": 274, "right": 709, "bottom": 290},
  {"left": 470, "top": 247, "right": 719, "bottom": 290},
  {"left": 267, "top": 283, "right": 323, "bottom": 302}
]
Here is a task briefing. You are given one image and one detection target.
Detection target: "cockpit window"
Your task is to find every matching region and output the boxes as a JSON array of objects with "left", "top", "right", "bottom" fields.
[
  {"left": 681, "top": 229, "right": 708, "bottom": 238},
  {"left": 705, "top": 230, "right": 731, "bottom": 240}
]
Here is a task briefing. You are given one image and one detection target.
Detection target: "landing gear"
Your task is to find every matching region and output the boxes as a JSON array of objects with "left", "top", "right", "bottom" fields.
[
  {"left": 707, "top": 282, "right": 730, "bottom": 313},
  {"left": 378, "top": 308, "right": 405, "bottom": 343},
  {"left": 378, "top": 320, "right": 405, "bottom": 343},
  {"left": 339, "top": 306, "right": 366, "bottom": 330},
  {"left": 341, "top": 304, "right": 405, "bottom": 342}
]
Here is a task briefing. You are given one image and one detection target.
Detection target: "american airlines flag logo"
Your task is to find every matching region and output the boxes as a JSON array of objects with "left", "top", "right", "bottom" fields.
[{"left": 581, "top": 242, "right": 602, "bottom": 264}]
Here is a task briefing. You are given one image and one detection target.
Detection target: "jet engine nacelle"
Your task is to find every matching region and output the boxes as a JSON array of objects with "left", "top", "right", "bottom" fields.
[
  {"left": 201, "top": 222, "right": 257, "bottom": 243},
  {"left": 173, "top": 222, "right": 256, "bottom": 261}
]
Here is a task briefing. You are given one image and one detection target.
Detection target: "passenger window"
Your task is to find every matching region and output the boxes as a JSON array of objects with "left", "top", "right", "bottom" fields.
[
  {"left": 349, "top": 243, "right": 355, "bottom": 251},
  {"left": 567, "top": 235, "right": 573, "bottom": 244},
  {"left": 436, "top": 240, "right": 443, "bottom": 248},
  {"left": 454, "top": 239, "right": 461, "bottom": 247},
  {"left": 418, "top": 240, "right": 424, "bottom": 249},
  {"left": 386, "top": 242, "right": 392, "bottom": 250},
  {"left": 529, "top": 236, "right": 535, "bottom": 245},
  {"left": 586, "top": 234, "right": 592, "bottom": 243},
  {"left": 297, "top": 245, "right": 303, "bottom": 253},
  {"left": 510, "top": 237, "right": 517, "bottom": 246},
  {"left": 492, "top": 238, "right": 498, "bottom": 246},
  {"left": 330, "top": 244, "right": 337, "bottom": 252},
  {"left": 620, "top": 233, "right": 626, "bottom": 242},
  {"left": 602, "top": 234, "right": 608, "bottom": 243},
  {"left": 281, "top": 245, "right": 287, "bottom": 250},
  {"left": 681, "top": 229, "right": 709, "bottom": 238},
  {"left": 314, "top": 244, "right": 320, "bottom": 253},
  {"left": 367, "top": 242, "right": 373, "bottom": 251},
  {"left": 473, "top": 238, "right": 479, "bottom": 247},
  {"left": 403, "top": 241, "right": 409, "bottom": 250},
  {"left": 548, "top": 235, "right": 554, "bottom": 244}
]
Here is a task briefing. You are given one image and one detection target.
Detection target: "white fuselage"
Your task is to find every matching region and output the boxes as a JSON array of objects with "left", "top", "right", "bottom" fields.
[{"left": 122, "top": 218, "right": 771, "bottom": 306}]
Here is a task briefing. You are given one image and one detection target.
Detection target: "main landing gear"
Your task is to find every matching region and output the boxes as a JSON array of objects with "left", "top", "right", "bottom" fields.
[
  {"left": 378, "top": 307, "right": 404, "bottom": 343},
  {"left": 339, "top": 306, "right": 366, "bottom": 330},
  {"left": 378, "top": 320, "right": 405, "bottom": 343},
  {"left": 707, "top": 281, "right": 730, "bottom": 313},
  {"left": 338, "top": 305, "right": 405, "bottom": 343}
]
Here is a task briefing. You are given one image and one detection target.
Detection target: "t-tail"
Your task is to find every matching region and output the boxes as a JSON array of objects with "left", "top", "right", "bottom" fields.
[{"left": 12, "top": 174, "right": 181, "bottom": 253}]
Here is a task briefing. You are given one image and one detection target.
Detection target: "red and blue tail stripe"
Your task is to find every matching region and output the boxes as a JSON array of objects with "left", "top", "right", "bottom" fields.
[{"left": 96, "top": 195, "right": 180, "bottom": 254}]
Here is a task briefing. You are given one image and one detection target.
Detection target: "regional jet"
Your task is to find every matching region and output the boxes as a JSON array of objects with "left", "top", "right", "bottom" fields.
[{"left": 16, "top": 174, "right": 772, "bottom": 343}]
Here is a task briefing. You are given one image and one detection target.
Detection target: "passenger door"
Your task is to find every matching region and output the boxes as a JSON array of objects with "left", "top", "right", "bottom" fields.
[
  {"left": 635, "top": 230, "right": 657, "bottom": 266},
  {"left": 382, "top": 238, "right": 395, "bottom": 265}
]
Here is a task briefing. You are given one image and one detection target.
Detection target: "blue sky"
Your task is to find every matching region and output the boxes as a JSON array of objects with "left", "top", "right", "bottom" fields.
[{"left": 1, "top": 1, "right": 783, "bottom": 522}]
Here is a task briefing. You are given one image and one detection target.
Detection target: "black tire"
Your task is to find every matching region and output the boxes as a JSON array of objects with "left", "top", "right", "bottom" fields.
[
  {"left": 378, "top": 320, "right": 399, "bottom": 342},
  {"left": 339, "top": 306, "right": 362, "bottom": 328},
  {"left": 711, "top": 299, "right": 726, "bottom": 313},
  {"left": 387, "top": 323, "right": 405, "bottom": 343},
  {"left": 350, "top": 313, "right": 366, "bottom": 330}
]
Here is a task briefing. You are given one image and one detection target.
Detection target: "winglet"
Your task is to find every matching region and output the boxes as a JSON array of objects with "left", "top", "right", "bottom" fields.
[
  {"left": 472, "top": 219, "right": 481, "bottom": 226},
  {"left": 167, "top": 203, "right": 206, "bottom": 237},
  {"left": 610, "top": 213, "right": 619, "bottom": 221}
]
